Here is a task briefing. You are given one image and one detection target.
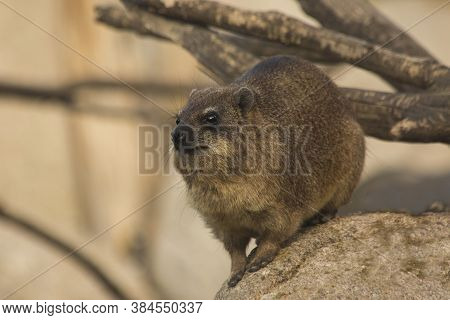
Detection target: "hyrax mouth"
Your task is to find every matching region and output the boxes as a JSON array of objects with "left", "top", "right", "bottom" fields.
[
  {"left": 175, "top": 144, "right": 209, "bottom": 155},
  {"left": 195, "top": 145, "right": 209, "bottom": 151}
]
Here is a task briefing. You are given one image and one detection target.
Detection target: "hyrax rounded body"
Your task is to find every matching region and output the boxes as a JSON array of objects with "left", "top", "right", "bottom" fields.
[{"left": 173, "top": 56, "right": 365, "bottom": 286}]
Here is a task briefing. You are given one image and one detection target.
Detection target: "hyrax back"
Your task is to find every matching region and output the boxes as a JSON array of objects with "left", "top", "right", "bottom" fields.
[{"left": 173, "top": 56, "right": 365, "bottom": 287}]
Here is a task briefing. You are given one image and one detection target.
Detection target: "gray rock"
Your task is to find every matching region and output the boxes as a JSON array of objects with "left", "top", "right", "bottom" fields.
[{"left": 216, "top": 212, "right": 450, "bottom": 299}]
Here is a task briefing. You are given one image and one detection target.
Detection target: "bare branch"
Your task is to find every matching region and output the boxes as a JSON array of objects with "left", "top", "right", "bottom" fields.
[
  {"left": 0, "top": 205, "right": 130, "bottom": 299},
  {"left": 0, "top": 82, "right": 73, "bottom": 103},
  {"left": 297, "top": 0, "right": 438, "bottom": 92},
  {"left": 0, "top": 80, "right": 191, "bottom": 120},
  {"left": 341, "top": 88, "right": 450, "bottom": 143},
  {"left": 124, "top": 0, "right": 449, "bottom": 88},
  {"left": 96, "top": 5, "right": 450, "bottom": 144},
  {"left": 215, "top": 32, "right": 337, "bottom": 64},
  {"left": 96, "top": 5, "right": 258, "bottom": 84},
  {"left": 297, "top": 0, "right": 434, "bottom": 59},
  {"left": 97, "top": 5, "right": 330, "bottom": 63}
]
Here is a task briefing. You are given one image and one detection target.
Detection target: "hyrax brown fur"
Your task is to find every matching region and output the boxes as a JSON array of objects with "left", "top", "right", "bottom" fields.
[{"left": 172, "top": 56, "right": 365, "bottom": 287}]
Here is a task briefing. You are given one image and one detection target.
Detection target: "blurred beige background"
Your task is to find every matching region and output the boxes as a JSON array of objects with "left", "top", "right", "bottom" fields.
[{"left": 0, "top": 0, "right": 449, "bottom": 299}]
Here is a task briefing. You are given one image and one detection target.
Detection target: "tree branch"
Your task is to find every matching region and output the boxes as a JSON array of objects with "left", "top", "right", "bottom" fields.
[
  {"left": 97, "top": 5, "right": 258, "bottom": 84},
  {"left": 0, "top": 80, "right": 193, "bottom": 120},
  {"left": 124, "top": 0, "right": 449, "bottom": 88},
  {"left": 297, "top": 0, "right": 434, "bottom": 59},
  {"left": 96, "top": 5, "right": 450, "bottom": 144},
  {"left": 296, "top": 0, "right": 438, "bottom": 91},
  {"left": 341, "top": 88, "right": 450, "bottom": 143},
  {"left": 97, "top": 5, "right": 331, "bottom": 63},
  {"left": 0, "top": 205, "right": 130, "bottom": 299}
]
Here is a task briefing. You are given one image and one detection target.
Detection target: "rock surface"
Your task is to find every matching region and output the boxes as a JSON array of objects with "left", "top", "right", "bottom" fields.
[{"left": 216, "top": 212, "right": 450, "bottom": 299}]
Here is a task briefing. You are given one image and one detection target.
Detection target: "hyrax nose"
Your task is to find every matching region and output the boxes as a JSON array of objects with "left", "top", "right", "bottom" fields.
[{"left": 172, "top": 125, "right": 194, "bottom": 152}]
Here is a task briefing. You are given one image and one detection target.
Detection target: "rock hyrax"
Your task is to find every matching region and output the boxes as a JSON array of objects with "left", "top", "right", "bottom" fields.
[{"left": 172, "top": 56, "right": 365, "bottom": 287}]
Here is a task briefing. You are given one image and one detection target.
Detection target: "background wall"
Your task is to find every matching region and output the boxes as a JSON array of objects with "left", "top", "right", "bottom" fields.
[{"left": 0, "top": 0, "right": 448, "bottom": 299}]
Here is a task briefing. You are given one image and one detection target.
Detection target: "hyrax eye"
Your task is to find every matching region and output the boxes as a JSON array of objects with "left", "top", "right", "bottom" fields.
[
  {"left": 203, "top": 112, "right": 219, "bottom": 125},
  {"left": 175, "top": 118, "right": 180, "bottom": 125}
]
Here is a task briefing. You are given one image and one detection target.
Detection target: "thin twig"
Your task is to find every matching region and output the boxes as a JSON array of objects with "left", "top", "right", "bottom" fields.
[
  {"left": 0, "top": 80, "right": 192, "bottom": 119},
  {"left": 0, "top": 206, "right": 130, "bottom": 299}
]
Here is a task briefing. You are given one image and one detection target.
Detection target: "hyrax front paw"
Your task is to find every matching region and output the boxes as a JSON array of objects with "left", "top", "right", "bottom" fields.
[
  {"left": 246, "top": 252, "right": 276, "bottom": 272},
  {"left": 246, "top": 241, "right": 280, "bottom": 273},
  {"left": 228, "top": 269, "right": 245, "bottom": 287}
]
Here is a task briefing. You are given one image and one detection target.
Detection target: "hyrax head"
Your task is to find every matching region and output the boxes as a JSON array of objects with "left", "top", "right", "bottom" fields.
[{"left": 172, "top": 86, "right": 255, "bottom": 176}]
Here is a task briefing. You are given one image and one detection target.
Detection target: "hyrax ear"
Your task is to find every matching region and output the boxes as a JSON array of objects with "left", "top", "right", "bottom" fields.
[
  {"left": 234, "top": 87, "right": 254, "bottom": 111},
  {"left": 189, "top": 88, "right": 198, "bottom": 97}
]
